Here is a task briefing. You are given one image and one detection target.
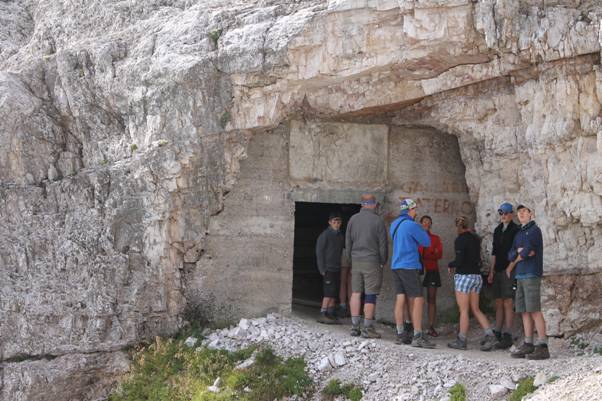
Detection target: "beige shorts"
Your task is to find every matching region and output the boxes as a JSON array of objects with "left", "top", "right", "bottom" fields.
[{"left": 351, "top": 260, "right": 382, "bottom": 295}]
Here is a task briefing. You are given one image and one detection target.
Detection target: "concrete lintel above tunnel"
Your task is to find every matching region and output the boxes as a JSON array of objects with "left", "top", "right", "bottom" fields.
[{"left": 289, "top": 120, "right": 389, "bottom": 188}]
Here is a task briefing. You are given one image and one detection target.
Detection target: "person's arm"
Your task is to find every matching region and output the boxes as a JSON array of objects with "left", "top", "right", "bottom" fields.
[
  {"left": 345, "top": 221, "right": 353, "bottom": 263},
  {"left": 378, "top": 220, "right": 388, "bottom": 266},
  {"left": 412, "top": 223, "right": 431, "bottom": 248},
  {"left": 315, "top": 232, "right": 326, "bottom": 275},
  {"left": 448, "top": 237, "right": 461, "bottom": 274},
  {"left": 488, "top": 255, "right": 496, "bottom": 284},
  {"left": 433, "top": 236, "right": 443, "bottom": 260}
]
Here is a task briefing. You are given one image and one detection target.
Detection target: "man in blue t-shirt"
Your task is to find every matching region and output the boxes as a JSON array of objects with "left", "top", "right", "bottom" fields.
[
  {"left": 505, "top": 204, "right": 549, "bottom": 360},
  {"left": 390, "top": 198, "right": 435, "bottom": 349}
]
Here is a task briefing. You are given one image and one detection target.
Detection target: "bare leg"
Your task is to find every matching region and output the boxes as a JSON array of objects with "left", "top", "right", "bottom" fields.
[
  {"left": 321, "top": 297, "right": 333, "bottom": 310},
  {"left": 339, "top": 267, "right": 350, "bottom": 305},
  {"left": 411, "top": 296, "right": 425, "bottom": 333},
  {"left": 522, "top": 312, "right": 534, "bottom": 339},
  {"left": 427, "top": 287, "right": 437, "bottom": 328},
  {"left": 394, "top": 294, "right": 406, "bottom": 326},
  {"left": 503, "top": 299, "right": 514, "bottom": 331},
  {"left": 364, "top": 301, "right": 375, "bottom": 320},
  {"left": 495, "top": 299, "right": 504, "bottom": 331},
  {"left": 347, "top": 270, "right": 353, "bottom": 301},
  {"left": 455, "top": 291, "right": 470, "bottom": 335},
  {"left": 531, "top": 311, "right": 547, "bottom": 339},
  {"left": 469, "top": 291, "right": 491, "bottom": 329},
  {"left": 350, "top": 292, "right": 362, "bottom": 318}
]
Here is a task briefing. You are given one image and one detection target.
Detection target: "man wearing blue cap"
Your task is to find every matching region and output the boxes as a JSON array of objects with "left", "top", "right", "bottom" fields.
[
  {"left": 488, "top": 202, "right": 520, "bottom": 349},
  {"left": 390, "top": 198, "right": 435, "bottom": 348}
]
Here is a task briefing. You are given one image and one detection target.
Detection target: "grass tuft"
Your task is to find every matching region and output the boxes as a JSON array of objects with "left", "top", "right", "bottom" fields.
[
  {"left": 219, "top": 111, "right": 231, "bottom": 129},
  {"left": 208, "top": 29, "right": 223, "bottom": 48},
  {"left": 508, "top": 376, "right": 537, "bottom": 401},
  {"left": 448, "top": 383, "right": 466, "bottom": 401},
  {"left": 322, "top": 379, "right": 363, "bottom": 401},
  {"left": 109, "top": 337, "right": 312, "bottom": 401}
]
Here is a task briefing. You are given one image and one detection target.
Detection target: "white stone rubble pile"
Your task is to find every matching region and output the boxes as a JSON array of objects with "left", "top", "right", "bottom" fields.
[{"left": 201, "top": 314, "right": 602, "bottom": 400}]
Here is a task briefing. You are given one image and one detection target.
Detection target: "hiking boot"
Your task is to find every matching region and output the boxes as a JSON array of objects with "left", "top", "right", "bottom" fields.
[
  {"left": 361, "top": 326, "right": 382, "bottom": 339},
  {"left": 427, "top": 326, "right": 439, "bottom": 337},
  {"left": 401, "top": 330, "right": 413, "bottom": 345},
  {"left": 526, "top": 344, "right": 550, "bottom": 360},
  {"left": 395, "top": 332, "right": 404, "bottom": 345},
  {"left": 317, "top": 313, "right": 337, "bottom": 325},
  {"left": 480, "top": 334, "right": 497, "bottom": 351},
  {"left": 493, "top": 329, "right": 502, "bottom": 342},
  {"left": 447, "top": 336, "right": 467, "bottom": 350},
  {"left": 411, "top": 333, "right": 436, "bottom": 349},
  {"left": 337, "top": 305, "right": 349, "bottom": 318},
  {"left": 350, "top": 325, "right": 361, "bottom": 337},
  {"left": 511, "top": 343, "right": 535, "bottom": 358},
  {"left": 494, "top": 333, "right": 513, "bottom": 350}
]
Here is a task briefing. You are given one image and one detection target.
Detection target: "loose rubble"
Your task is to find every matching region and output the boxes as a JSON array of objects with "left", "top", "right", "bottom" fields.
[{"left": 201, "top": 314, "right": 602, "bottom": 401}]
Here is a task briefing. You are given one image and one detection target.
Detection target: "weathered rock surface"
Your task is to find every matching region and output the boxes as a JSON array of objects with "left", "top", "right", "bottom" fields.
[{"left": 1, "top": 0, "right": 602, "bottom": 400}]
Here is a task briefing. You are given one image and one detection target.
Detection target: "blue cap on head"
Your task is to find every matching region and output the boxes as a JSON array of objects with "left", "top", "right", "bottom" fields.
[{"left": 498, "top": 202, "right": 513, "bottom": 214}]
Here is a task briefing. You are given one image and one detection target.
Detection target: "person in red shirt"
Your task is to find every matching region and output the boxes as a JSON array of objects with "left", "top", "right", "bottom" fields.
[{"left": 418, "top": 215, "right": 443, "bottom": 337}]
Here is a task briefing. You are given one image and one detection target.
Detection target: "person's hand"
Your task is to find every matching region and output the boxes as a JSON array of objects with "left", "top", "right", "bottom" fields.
[
  {"left": 487, "top": 272, "right": 494, "bottom": 284},
  {"left": 528, "top": 250, "right": 535, "bottom": 257},
  {"left": 448, "top": 267, "right": 454, "bottom": 275}
]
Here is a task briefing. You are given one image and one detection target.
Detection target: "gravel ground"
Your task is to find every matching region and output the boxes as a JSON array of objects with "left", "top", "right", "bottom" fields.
[{"left": 200, "top": 312, "right": 602, "bottom": 401}]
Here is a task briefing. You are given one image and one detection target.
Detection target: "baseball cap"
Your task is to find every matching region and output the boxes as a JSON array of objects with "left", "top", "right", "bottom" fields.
[
  {"left": 516, "top": 204, "right": 531, "bottom": 212},
  {"left": 400, "top": 198, "right": 417, "bottom": 211},
  {"left": 497, "top": 202, "right": 513, "bottom": 214}
]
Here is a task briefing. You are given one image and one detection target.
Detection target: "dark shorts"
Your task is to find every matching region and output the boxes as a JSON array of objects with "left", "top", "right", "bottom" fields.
[
  {"left": 492, "top": 271, "right": 515, "bottom": 299},
  {"left": 392, "top": 269, "right": 423, "bottom": 298},
  {"left": 515, "top": 277, "right": 541, "bottom": 313},
  {"left": 422, "top": 270, "right": 441, "bottom": 288},
  {"left": 322, "top": 271, "right": 340, "bottom": 298}
]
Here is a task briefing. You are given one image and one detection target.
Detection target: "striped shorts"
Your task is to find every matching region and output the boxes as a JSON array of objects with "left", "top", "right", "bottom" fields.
[{"left": 454, "top": 274, "right": 483, "bottom": 294}]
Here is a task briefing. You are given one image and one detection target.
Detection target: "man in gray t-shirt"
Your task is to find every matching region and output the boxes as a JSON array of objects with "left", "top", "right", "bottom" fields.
[{"left": 345, "top": 194, "right": 388, "bottom": 338}]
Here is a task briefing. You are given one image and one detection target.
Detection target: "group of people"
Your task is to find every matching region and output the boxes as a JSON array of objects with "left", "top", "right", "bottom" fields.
[{"left": 314, "top": 194, "right": 550, "bottom": 360}]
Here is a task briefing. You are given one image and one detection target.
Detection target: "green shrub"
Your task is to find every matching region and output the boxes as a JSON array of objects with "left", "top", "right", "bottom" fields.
[
  {"left": 109, "top": 338, "right": 312, "bottom": 401},
  {"left": 219, "top": 111, "right": 231, "bottom": 129},
  {"left": 322, "top": 379, "right": 363, "bottom": 401},
  {"left": 130, "top": 143, "right": 138, "bottom": 153},
  {"left": 208, "top": 29, "right": 222, "bottom": 48},
  {"left": 509, "top": 376, "right": 537, "bottom": 401},
  {"left": 448, "top": 383, "right": 466, "bottom": 401}
]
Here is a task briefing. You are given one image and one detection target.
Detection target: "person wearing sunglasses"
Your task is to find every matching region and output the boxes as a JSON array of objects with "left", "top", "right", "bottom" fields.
[{"left": 488, "top": 202, "right": 520, "bottom": 349}]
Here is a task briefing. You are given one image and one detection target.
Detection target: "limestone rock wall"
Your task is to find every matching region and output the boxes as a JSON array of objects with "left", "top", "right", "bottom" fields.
[{"left": 1, "top": 0, "right": 602, "bottom": 400}]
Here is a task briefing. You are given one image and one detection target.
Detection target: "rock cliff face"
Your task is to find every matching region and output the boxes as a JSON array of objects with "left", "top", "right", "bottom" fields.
[{"left": 1, "top": 1, "right": 601, "bottom": 400}]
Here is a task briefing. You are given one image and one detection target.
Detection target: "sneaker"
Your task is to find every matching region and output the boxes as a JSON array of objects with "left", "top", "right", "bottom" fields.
[
  {"left": 411, "top": 333, "right": 436, "bottom": 349},
  {"left": 494, "top": 333, "right": 513, "bottom": 350},
  {"left": 480, "top": 334, "right": 497, "bottom": 351},
  {"left": 350, "top": 325, "right": 361, "bottom": 337},
  {"left": 317, "top": 313, "right": 337, "bottom": 325},
  {"left": 427, "top": 326, "right": 439, "bottom": 337},
  {"left": 395, "top": 332, "right": 404, "bottom": 345},
  {"left": 511, "top": 342, "right": 535, "bottom": 358},
  {"left": 526, "top": 344, "right": 550, "bottom": 360},
  {"left": 361, "top": 326, "right": 382, "bottom": 339},
  {"left": 447, "top": 336, "right": 467, "bottom": 350}
]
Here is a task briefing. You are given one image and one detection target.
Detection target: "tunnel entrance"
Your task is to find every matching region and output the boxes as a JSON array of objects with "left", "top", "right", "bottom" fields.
[{"left": 292, "top": 201, "right": 361, "bottom": 309}]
